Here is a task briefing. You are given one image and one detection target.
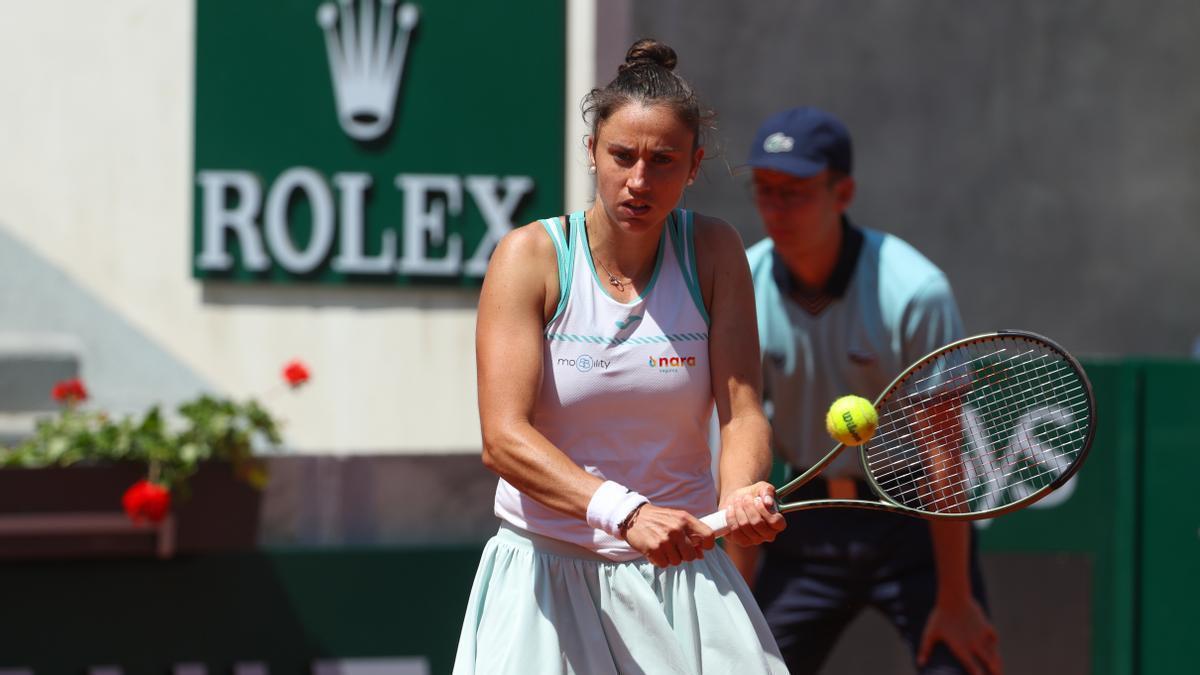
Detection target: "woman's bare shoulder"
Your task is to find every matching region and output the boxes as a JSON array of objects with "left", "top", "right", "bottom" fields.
[
  {"left": 689, "top": 212, "right": 746, "bottom": 264},
  {"left": 488, "top": 218, "right": 562, "bottom": 272}
]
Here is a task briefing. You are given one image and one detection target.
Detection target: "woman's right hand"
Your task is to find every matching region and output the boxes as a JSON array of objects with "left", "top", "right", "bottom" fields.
[{"left": 623, "top": 504, "right": 716, "bottom": 568}]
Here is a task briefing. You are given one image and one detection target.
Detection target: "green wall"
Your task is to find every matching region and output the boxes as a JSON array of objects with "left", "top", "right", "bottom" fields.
[
  {"left": 977, "top": 363, "right": 1140, "bottom": 675},
  {"left": 1137, "top": 362, "right": 1200, "bottom": 674},
  {"left": 2, "top": 548, "right": 483, "bottom": 674},
  {"left": 975, "top": 360, "right": 1200, "bottom": 674}
]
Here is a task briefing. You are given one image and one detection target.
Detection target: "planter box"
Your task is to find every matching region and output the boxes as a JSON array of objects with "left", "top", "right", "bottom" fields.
[{"left": 0, "top": 462, "right": 261, "bottom": 559}]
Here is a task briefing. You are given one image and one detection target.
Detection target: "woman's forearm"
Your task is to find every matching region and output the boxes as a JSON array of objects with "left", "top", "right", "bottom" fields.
[
  {"left": 716, "top": 409, "right": 773, "bottom": 500},
  {"left": 482, "top": 419, "right": 604, "bottom": 520}
]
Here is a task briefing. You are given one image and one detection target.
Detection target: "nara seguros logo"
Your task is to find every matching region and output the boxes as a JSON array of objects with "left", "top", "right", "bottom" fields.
[
  {"left": 193, "top": 0, "right": 544, "bottom": 283},
  {"left": 317, "top": 0, "right": 420, "bottom": 142}
]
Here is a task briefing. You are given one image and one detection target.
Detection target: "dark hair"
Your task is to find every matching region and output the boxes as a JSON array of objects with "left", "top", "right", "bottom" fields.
[{"left": 582, "top": 39, "right": 714, "bottom": 151}]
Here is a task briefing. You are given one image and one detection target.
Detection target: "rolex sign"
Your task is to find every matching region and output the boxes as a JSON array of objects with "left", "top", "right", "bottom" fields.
[{"left": 193, "top": 0, "right": 565, "bottom": 285}]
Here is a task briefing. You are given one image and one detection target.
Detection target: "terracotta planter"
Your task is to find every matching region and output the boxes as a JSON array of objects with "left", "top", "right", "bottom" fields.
[{"left": 0, "top": 462, "right": 261, "bottom": 559}]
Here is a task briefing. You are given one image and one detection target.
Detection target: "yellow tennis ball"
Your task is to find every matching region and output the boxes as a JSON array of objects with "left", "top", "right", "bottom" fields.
[{"left": 826, "top": 395, "right": 879, "bottom": 446}]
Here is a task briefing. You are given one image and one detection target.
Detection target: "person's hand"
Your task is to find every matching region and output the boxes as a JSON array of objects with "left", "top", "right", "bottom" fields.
[
  {"left": 719, "top": 481, "right": 786, "bottom": 547},
  {"left": 918, "top": 596, "right": 1002, "bottom": 675},
  {"left": 623, "top": 504, "right": 715, "bottom": 568}
]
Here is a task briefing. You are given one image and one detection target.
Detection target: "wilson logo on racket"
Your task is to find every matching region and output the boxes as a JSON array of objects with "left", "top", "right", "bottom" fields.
[{"left": 960, "top": 404, "right": 1081, "bottom": 512}]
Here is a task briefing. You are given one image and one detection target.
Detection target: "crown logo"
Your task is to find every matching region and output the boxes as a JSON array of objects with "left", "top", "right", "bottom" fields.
[{"left": 317, "top": 0, "right": 420, "bottom": 142}]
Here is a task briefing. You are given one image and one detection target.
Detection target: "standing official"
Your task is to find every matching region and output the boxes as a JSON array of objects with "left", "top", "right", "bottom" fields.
[{"left": 731, "top": 106, "right": 1002, "bottom": 675}]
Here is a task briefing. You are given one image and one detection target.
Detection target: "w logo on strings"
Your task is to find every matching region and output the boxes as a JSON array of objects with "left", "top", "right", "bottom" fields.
[
  {"left": 317, "top": 0, "right": 420, "bottom": 142},
  {"left": 962, "top": 404, "right": 1081, "bottom": 522}
]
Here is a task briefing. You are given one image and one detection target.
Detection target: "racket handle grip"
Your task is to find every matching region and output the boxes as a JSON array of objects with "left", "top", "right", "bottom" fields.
[{"left": 699, "top": 509, "right": 730, "bottom": 537}]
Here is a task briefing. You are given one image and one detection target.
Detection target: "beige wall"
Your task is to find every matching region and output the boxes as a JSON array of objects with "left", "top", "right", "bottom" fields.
[{"left": 0, "top": 1, "right": 485, "bottom": 454}]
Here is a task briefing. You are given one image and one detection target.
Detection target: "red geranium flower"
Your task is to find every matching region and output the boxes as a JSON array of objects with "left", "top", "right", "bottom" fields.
[
  {"left": 51, "top": 378, "right": 88, "bottom": 405},
  {"left": 122, "top": 480, "right": 172, "bottom": 524},
  {"left": 282, "top": 359, "right": 310, "bottom": 388}
]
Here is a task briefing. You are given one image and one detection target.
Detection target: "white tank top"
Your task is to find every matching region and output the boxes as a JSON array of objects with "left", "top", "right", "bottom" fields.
[{"left": 493, "top": 209, "right": 715, "bottom": 561}]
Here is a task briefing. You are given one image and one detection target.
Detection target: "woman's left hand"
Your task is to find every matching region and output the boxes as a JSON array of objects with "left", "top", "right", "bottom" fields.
[{"left": 719, "top": 482, "right": 786, "bottom": 547}]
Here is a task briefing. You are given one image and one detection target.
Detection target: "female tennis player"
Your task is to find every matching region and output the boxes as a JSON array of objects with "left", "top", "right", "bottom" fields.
[{"left": 452, "top": 39, "right": 787, "bottom": 673}]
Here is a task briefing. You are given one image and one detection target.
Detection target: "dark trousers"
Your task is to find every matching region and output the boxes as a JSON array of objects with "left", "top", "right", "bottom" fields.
[{"left": 754, "top": 480, "right": 989, "bottom": 675}]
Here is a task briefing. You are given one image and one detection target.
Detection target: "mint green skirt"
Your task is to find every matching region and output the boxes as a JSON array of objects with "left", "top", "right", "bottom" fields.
[{"left": 452, "top": 523, "right": 787, "bottom": 675}]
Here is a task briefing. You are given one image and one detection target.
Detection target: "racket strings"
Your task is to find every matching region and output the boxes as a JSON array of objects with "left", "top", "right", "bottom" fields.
[
  {"left": 884, "top": 346, "right": 1060, "bottom": 426},
  {"left": 870, "top": 366, "right": 1088, "bottom": 471},
  {"left": 877, "top": 421, "right": 1082, "bottom": 514},
  {"left": 864, "top": 339, "right": 1090, "bottom": 515},
  {"left": 868, "top": 349, "right": 1063, "bottom": 469},
  {"left": 874, "top": 357, "right": 1087, "bottom": 512},
  {"left": 868, "top": 347, "right": 1038, "bottom": 444},
  {"left": 868, "top": 367, "right": 1084, "bottom": 456},
  {"left": 887, "top": 365, "right": 1088, "bottom": 512}
]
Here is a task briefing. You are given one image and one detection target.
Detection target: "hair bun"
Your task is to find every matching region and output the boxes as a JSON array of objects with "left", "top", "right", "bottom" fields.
[{"left": 619, "top": 38, "right": 677, "bottom": 73}]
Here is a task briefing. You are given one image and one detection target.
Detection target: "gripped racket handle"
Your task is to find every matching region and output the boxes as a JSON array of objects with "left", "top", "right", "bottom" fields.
[
  {"left": 700, "top": 497, "right": 784, "bottom": 539},
  {"left": 699, "top": 509, "right": 729, "bottom": 537}
]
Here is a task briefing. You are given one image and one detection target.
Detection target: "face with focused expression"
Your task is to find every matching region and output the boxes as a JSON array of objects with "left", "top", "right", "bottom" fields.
[
  {"left": 589, "top": 103, "right": 703, "bottom": 233},
  {"left": 752, "top": 168, "right": 855, "bottom": 256}
]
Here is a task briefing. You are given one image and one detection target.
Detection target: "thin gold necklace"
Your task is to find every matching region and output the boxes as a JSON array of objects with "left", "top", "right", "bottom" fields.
[
  {"left": 585, "top": 219, "right": 631, "bottom": 292},
  {"left": 595, "top": 256, "right": 629, "bottom": 292}
]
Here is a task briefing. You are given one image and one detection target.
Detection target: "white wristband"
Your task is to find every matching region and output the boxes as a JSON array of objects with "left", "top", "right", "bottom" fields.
[{"left": 586, "top": 480, "right": 649, "bottom": 537}]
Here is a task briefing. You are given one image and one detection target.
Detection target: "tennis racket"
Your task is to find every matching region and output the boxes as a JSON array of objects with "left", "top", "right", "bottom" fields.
[{"left": 700, "top": 330, "right": 1095, "bottom": 534}]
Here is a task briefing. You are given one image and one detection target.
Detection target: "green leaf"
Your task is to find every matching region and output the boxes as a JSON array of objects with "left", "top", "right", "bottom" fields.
[{"left": 1, "top": 388, "right": 287, "bottom": 494}]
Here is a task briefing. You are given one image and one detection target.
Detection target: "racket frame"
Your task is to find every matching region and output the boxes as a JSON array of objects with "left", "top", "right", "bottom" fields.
[{"left": 768, "top": 329, "right": 1097, "bottom": 522}]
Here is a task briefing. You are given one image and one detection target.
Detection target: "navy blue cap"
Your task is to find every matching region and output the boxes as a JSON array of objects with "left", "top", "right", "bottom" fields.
[{"left": 746, "top": 107, "right": 853, "bottom": 177}]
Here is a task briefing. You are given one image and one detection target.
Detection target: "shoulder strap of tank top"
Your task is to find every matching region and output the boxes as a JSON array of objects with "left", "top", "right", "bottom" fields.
[
  {"left": 667, "top": 209, "right": 710, "bottom": 326},
  {"left": 539, "top": 215, "right": 575, "bottom": 324}
]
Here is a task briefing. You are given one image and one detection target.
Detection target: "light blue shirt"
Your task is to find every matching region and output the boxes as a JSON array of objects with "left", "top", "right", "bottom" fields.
[{"left": 747, "top": 224, "right": 964, "bottom": 477}]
